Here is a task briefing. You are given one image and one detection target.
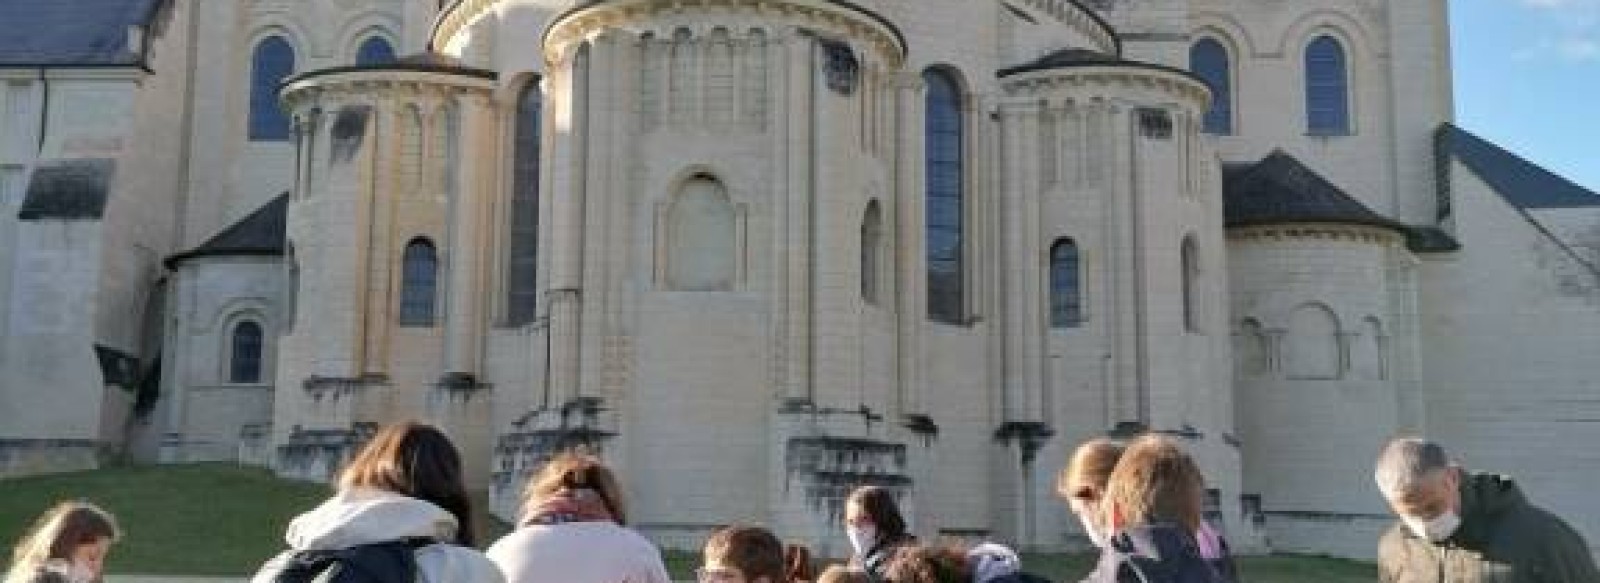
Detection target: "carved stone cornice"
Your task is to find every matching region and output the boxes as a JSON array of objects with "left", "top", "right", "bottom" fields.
[
  {"left": 282, "top": 70, "right": 496, "bottom": 113},
  {"left": 533, "top": 0, "right": 906, "bottom": 67},
  {"left": 1226, "top": 224, "right": 1404, "bottom": 247},
  {"left": 1000, "top": 65, "right": 1211, "bottom": 115},
  {"left": 1006, "top": 0, "right": 1119, "bottom": 54}
]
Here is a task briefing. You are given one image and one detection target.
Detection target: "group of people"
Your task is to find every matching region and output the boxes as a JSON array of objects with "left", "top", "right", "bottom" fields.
[{"left": 6, "top": 421, "right": 1597, "bottom": 583}]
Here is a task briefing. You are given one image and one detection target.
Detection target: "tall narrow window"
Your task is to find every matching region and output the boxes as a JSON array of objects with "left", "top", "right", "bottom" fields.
[
  {"left": 1050, "top": 239, "right": 1082, "bottom": 328},
  {"left": 400, "top": 238, "right": 439, "bottom": 326},
  {"left": 355, "top": 36, "right": 396, "bottom": 66},
  {"left": 924, "top": 68, "right": 965, "bottom": 324},
  {"left": 1305, "top": 35, "right": 1350, "bottom": 135},
  {"left": 862, "top": 201, "right": 884, "bottom": 305},
  {"left": 1182, "top": 236, "right": 1200, "bottom": 333},
  {"left": 249, "top": 36, "right": 295, "bottom": 141},
  {"left": 507, "top": 82, "right": 543, "bottom": 325},
  {"left": 1189, "top": 39, "right": 1232, "bottom": 135},
  {"left": 230, "top": 321, "right": 264, "bottom": 383},
  {"left": 665, "top": 175, "right": 736, "bottom": 291}
]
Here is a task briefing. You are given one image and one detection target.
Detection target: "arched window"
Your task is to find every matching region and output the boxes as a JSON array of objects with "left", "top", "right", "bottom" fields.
[
  {"left": 355, "top": 36, "right": 395, "bottom": 66},
  {"left": 1189, "top": 38, "right": 1233, "bottom": 135},
  {"left": 229, "top": 321, "right": 264, "bottom": 383},
  {"left": 862, "top": 201, "right": 884, "bottom": 305},
  {"left": 249, "top": 36, "right": 295, "bottom": 141},
  {"left": 1305, "top": 35, "right": 1350, "bottom": 135},
  {"left": 1288, "top": 303, "right": 1341, "bottom": 379},
  {"left": 1182, "top": 235, "right": 1201, "bottom": 332},
  {"left": 400, "top": 238, "right": 439, "bottom": 326},
  {"left": 924, "top": 68, "right": 965, "bottom": 324},
  {"left": 665, "top": 175, "right": 737, "bottom": 291},
  {"left": 506, "top": 81, "right": 542, "bottom": 326},
  {"left": 1050, "top": 239, "right": 1082, "bottom": 328}
]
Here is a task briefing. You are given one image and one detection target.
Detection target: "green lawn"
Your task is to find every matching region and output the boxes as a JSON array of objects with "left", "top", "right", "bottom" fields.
[
  {"left": 3, "top": 465, "right": 1377, "bottom": 582},
  {"left": 0, "top": 464, "right": 329, "bottom": 576}
]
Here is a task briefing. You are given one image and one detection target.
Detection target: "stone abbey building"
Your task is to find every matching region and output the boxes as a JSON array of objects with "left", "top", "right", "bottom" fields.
[{"left": 2, "top": 0, "right": 1598, "bottom": 559}]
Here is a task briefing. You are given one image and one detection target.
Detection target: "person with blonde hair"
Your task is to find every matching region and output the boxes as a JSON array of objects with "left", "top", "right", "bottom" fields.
[
  {"left": 250, "top": 421, "right": 503, "bottom": 583},
  {"left": 5, "top": 501, "right": 119, "bottom": 583},
  {"left": 1080, "top": 434, "right": 1227, "bottom": 583},
  {"left": 1059, "top": 438, "right": 1236, "bottom": 580},
  {"left": 486, "top": 451, "right": 671, "bottom": 583}
]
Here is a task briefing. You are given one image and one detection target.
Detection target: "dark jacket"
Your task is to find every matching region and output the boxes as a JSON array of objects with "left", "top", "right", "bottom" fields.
[
  {"left": 1378, "top": 472, "right": 1600, "bottom": 583},
  {"left": 1080, "top": 522, "right": 1229, "bottom": 583},
  {"left": 855, "top": 534, "right": 914, "bottom": 582}
]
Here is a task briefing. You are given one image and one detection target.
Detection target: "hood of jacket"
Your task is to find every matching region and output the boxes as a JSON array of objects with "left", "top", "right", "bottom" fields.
[
  {"left": 1453, "top": 471, "right": 1527, "bottom": 545},
  {"left": 284, "top": 489, "right": 460, "bottom": 551},
  {"left": 1109, "top": 522, "right": 1202, "bottom": 562}
]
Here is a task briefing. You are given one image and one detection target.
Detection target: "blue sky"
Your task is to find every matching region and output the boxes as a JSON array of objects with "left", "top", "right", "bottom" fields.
[{"left": 1453, "top": 0, "right": 1600, "bottom": 192}]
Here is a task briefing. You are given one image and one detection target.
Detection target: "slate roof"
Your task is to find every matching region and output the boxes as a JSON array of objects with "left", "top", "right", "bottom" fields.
[
  {"left": 17, "top": 159, "right": 117, "bottom": 220},
  {"left": 997, "top": 48, "right": 1201, "bottom": 82},
  {"left": 1223, "top": 151, "right": 1406, "bottom": 232},
  {"left": 0, "top": 0, "right": 166, "bottom": 67},
  {"left": 165, "top": 193, "right": 288, "bottom": 267},
  {"left": 1436, "top": 123, "right": 1600, "bottom": 210}
]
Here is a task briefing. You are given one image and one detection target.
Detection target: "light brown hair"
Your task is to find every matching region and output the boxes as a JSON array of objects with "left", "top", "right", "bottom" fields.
[
  {"left": 5, "top": 501, "right": 120, "bottom": 583},
  {"left": 881, "top": 545, "right": 968, "bottom": 583},
  {"left": 785, "top": 543, "right": 817, "bottom": 582},
  {"left": 523, "top": 450, "right": 628, "bottom": 525},
  {"left": 338, "top": 421, "right": 476, "bottom": 545},
  {"left": 816, "top": 565, "right": 872, "bottom": 583},
  {"left": 1059, "top": 438, "right": 1125, "bottom": 501},
  {"left": 1102, "top": 434, "right": 1205, "bottom": 532},
  {"left": 704, "top": 525, "right": 786, "bottom": 582}
]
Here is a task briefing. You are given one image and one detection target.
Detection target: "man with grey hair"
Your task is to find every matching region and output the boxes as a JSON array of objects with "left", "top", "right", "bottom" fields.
[{"left": 1373, "top": 437, "right": 1599, "bottom": 582}]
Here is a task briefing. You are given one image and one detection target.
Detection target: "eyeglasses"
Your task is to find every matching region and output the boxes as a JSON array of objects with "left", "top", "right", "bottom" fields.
[{"left": 696, "top": 567, "right": 742, "bottom": 583}]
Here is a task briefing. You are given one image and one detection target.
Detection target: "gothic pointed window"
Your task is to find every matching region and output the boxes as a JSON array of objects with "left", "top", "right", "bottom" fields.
[
  {"left": 1051, "top": 239, "right": 1082, "bottom": 328},
  {"left": 356, "top": 36, "right": 396, "bottom": 66},
  {"left": 507, "top": 80, "right": 542, "bottom": 325},
  {"left": 400, "top": 238, "right": 439, "bottom": 326},
  {"left": 1190, "top": 38, "right": 1233, "bottom": 135},
  {"left": 1305, "top": 35, "right": 1350, "bottom": 135},
  {"left": 249, "top": 36, "right": 296, "bottom": 140},
  {"left": 229, "top": 321, "right": 264, "bottom": 383},
  {"left": 924, "top": 67, "right": 965, "bottom": 324}
]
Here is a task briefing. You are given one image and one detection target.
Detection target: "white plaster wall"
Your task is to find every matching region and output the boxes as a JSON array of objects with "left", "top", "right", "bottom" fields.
[{"left": 1420, "top": 164, "right": 1600, "bottom": 557}]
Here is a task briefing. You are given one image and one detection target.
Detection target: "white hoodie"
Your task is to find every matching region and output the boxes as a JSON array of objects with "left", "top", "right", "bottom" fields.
[{"left": 250, "top": 489, "right": 504, "bottom": 583}]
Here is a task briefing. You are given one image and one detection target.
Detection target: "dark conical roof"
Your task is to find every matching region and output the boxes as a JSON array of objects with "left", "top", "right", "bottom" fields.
[
  {"left": 165, "top": 193, "right": 287, "bottom": 267},
  {"left": 1223, "top": 151, "right": 1406, "bottom": 232}
]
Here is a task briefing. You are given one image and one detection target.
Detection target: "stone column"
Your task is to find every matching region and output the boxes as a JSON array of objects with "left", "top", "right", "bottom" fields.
[
  {"left": 547, "top": 45, "right": 589, "bottom": 406},
  {"left": 443, "top": 92, "right": 489, "bottom": 380},
  {"left": 892, "top": 72, "right": 925, "bottom": 416}
]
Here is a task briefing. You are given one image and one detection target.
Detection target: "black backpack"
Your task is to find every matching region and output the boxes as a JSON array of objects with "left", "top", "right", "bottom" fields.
[{"left": 259, "top": 537, "right": 436, "bottom": 583}]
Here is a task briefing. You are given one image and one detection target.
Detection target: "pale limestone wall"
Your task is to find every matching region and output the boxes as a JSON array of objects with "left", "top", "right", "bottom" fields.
[
  {"left": 1420, "top": 164, "right": 1600, "bottom": 557},
  {"left": 1227, "top": 226, "right": 1411, "bottom": 558},
  {"left": 180, "top": 0, "right": 411, "bottom": 252},
  {"left": 158, "top": 257, "right": 281, "bottom": 462},
  {"left": 1189, "top": 0, "right": 1442, "bottom": 222}
]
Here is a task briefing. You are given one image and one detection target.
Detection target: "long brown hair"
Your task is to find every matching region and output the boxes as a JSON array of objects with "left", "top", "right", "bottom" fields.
[
  {"left": 846, "top": 486, "right": 908, "bottom": 541},
  {"left": 5, "top": 501, "right": 119, "bottom": 583},
  {"left": 338, "top": 421, "right": 476, "bottom": 545},
  {"left": 1102, "top": 434, "right": 1205, "bottom": 532},
  {"left": 523, "top": 451, "right": 628, "bottom": 525}
]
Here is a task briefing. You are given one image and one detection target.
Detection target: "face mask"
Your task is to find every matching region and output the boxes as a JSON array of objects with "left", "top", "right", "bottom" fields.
[
  {"left": 1402, "top": 511, "right": 1461, "bottom": 542},
  {"left": 847, "top": 524, "right": 877, "bottom": 555}
]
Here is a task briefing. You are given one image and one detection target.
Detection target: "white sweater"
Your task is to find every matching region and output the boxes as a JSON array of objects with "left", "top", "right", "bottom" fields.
[
  {"left": 251, "top": 489, "right": 505, "bottom": 583},
  {"left": 487, "top": 522, "right": 673, "bottom": 583}
]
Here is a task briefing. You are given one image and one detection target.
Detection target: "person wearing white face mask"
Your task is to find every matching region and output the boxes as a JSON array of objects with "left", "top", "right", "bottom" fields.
[
  {"left": 1374, "top": 437, "right": 1599, "bottom": 583},
  {"left": 843, "top": 486, "right": 914, "bottom": 581}
]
